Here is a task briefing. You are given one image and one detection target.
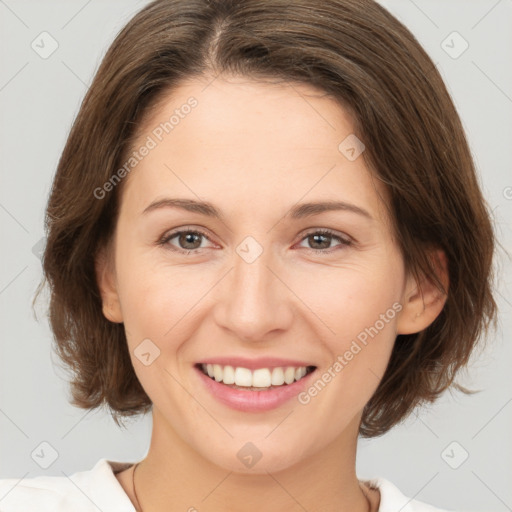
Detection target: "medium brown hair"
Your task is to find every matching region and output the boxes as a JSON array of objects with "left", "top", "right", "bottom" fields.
[{"left": 36, "top": 0, "right": 497, "bottom": 436}]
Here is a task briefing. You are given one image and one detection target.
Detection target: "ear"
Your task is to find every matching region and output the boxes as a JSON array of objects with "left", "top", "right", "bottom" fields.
[
  {"left": 396, "top": 249, "right": 449, "bottom": 335},
  {"left": 95, "top": 245, "right": 124, "bottom": 323}
]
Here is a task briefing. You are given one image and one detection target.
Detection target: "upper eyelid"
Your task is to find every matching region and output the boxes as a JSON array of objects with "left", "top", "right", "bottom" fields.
[{"left": 162, "top": 227, "right": 215, "bottom": 243}]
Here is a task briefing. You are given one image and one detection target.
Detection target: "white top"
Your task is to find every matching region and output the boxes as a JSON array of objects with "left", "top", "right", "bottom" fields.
[{"left": 0, "top": 458, "right": 452, "bottom": 511}]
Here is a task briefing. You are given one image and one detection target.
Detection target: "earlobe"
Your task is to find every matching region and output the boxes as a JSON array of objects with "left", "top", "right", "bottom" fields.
[
  {"left": 95, "top": 246, "right": 124, "bottom": 323},
  {"left": 396, "top": 250, "right": 449, "bottom": 335}
]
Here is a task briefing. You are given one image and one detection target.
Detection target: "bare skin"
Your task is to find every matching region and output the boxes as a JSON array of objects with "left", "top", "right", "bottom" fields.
[
  {"left": 114, "top": 463, "right": 381, "bottom": 511},
  {"left": 98, "top": 74, "right": 448, "bottom": 512}
]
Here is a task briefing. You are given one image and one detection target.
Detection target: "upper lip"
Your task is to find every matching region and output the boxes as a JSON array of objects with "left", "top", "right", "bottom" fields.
[{"left": 197, "top": 357, "right": 316, "bottom": 371}]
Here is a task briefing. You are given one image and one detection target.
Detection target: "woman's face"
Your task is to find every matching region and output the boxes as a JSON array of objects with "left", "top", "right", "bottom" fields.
[{"left": 99, "top": 75, "right": 422, "bottom": 473}]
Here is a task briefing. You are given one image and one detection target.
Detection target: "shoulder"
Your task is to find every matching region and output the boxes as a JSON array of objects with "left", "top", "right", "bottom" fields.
[
  {"left": 0, "top": 458, "right": 137, "bottom": 512},
  {"left": 366, "top": 477, "right": 456, "bottom": 512}
]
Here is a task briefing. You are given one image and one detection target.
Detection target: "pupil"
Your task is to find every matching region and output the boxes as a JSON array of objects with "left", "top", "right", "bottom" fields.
[
  {"left": 180, "top": 232, "right": 201, "bottom": 249},
  {"left": 311, "top": 234, "right": 330, "bottom": 249}
]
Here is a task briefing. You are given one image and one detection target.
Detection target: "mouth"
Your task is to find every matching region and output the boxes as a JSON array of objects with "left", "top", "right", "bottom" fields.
[{"left": 195, "top": 363, "right": 317, "bottom": 391}]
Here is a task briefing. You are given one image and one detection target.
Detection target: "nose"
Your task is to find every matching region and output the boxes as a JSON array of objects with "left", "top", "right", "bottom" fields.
[{"left": 213, "top": 243, "right": 294, "bottom": 343}]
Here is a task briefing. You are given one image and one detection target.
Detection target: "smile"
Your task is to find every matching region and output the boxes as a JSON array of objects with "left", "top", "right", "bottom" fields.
[{"left": 199, "top": 363, "right": 316, "bottom": 390}]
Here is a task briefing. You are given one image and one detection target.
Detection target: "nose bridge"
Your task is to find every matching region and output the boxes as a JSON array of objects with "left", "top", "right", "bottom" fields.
[
  {"left": 214, "top": 238, "right": 292, "bottom": 340},
  {"left": 234, "top": 246, "right": 272, "bottom": 303}
]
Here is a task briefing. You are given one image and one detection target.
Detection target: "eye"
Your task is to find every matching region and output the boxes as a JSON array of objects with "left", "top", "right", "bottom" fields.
[
  {"left": 158, "top": 227, "right": 353, "bottom": 256},
  {"left": 158, "top": 228, "right": 215, "bottom": 254},
  {"left": 296, "top": 229, "right": 352, "bottom": 254}
]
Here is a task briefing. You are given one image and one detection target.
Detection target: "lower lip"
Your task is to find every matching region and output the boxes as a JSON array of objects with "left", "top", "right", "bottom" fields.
[{"left": 195, "top": 365, "right": 316, "bottom": 412}]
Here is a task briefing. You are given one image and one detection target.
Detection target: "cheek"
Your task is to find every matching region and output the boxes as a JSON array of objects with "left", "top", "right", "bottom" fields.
[
  {"left": 292, "top": 261, "right": 402, "bottom": 399},
  {"left": 115, "top": 254, "right": 213, "bottom": 344},
  {"left": 334, "top": 269, "right": 402, "bottom": 375},
  {"left": 287, "top": 259, "right": 403, "bottom": 339}
]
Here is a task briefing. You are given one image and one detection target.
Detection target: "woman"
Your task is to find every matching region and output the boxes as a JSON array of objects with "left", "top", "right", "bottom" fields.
[{"left": 0, "top": 0, "right": 497, "bottom": 510}]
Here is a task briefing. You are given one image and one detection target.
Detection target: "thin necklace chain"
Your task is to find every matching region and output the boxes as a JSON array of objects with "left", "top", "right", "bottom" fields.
[
  {"left": 131, "top": 462, "right": 372, "bottom": 512},
  {"left": 132, "top": 463, "right": 142, "bottom": 512}
]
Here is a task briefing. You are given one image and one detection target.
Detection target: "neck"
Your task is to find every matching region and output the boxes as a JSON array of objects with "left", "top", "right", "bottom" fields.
[{"left": 131, "top": 408, "right": 376, "bottom": 512}]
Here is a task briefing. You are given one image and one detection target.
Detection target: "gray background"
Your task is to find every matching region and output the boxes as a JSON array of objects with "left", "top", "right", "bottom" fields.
[{"left": 0, "top": 1, "right": 511, "bottom": 511}]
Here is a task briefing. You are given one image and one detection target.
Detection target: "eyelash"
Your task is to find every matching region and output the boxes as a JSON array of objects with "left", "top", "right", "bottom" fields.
[{"left": 157, "top": 227, "right": 353, "bottom": 256}]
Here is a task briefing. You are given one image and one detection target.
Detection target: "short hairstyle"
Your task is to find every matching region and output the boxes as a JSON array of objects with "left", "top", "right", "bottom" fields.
[{"left": 36, "top": 0, "right": 497, "bottom": 437}]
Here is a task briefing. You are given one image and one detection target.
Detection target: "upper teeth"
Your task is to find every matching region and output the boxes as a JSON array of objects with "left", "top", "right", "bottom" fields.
[{"left": 202, "top": 364, "right": 310, "bottom": 387}]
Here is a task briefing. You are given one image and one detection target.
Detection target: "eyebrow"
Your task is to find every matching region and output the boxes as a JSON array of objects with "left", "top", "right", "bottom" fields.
[{"left": 142, "top": 198, "right": 373, "bottom": 221}]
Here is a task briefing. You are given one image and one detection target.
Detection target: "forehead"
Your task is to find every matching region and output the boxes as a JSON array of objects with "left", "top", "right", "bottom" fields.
[
  {"left": 120, "top": 76, "right": 391, "bottom": 228},
  {"left": 136, "top": 75, "right": 353, "bottom": 153}
]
